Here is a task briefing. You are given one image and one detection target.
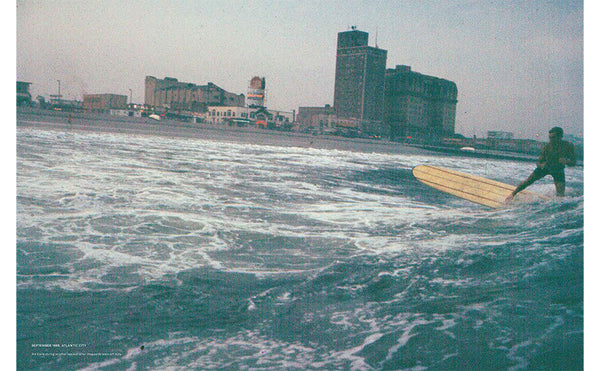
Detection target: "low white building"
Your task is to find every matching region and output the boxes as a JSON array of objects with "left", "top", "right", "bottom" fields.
[
  {"left": 207, "top": 106, "right": 294, "bottom": 128},
  {"left": 110, "top": 109, "right": 142, "bottom": 118},
  {"left": 207, "top": 106, "right": 250, "bottom": 124}
]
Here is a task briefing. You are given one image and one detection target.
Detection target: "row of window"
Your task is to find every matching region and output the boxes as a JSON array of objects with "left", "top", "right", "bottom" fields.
[
  {"left": 210, "top": 110, "right": 243, "bottom": 117},
  {"left": 209, "top": 111, "right": 263, "bottom": 119}
]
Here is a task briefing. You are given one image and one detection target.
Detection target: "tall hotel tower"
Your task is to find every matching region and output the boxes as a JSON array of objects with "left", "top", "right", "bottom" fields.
[{"left": 333, "top": 29, "right": 388, "bottom": 121}]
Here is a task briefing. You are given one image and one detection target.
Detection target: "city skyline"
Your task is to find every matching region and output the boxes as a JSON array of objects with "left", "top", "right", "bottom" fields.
[{"left": 16, "top": 0, "right": 584, "bottom": 139}]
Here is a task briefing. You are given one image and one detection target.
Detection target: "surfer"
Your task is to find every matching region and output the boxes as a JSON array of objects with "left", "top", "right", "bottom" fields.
[{"left": 506, "top": 126, "right": 576, "bottom": 201}]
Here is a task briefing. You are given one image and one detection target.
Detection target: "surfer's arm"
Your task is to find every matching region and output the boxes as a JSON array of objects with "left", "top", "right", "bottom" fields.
[{"left": 560, "top": 142, "right": 576, "bottom": 167}]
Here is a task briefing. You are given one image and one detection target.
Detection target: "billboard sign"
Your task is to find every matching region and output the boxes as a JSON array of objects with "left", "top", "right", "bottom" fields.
[{"left": 247, "top": 76, "right": 266, "bottom": 107}]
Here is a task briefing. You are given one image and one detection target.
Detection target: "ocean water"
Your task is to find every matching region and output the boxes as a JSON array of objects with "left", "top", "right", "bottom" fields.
[{"left": 17, "top": 127, "right": 583, "bottom": 370}]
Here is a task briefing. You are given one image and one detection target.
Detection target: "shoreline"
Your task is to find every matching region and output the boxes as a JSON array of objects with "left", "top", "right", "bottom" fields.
[
  {"left": 16, "top": 109, "right": 434, "bottom": 156},
  {"left": 16, "top": 108, "right": 546, "bottom": 163}
]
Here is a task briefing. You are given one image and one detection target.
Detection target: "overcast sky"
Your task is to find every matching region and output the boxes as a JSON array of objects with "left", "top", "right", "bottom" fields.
[{"left": 16, "top": 0, "right": 584, "bottom": 139}]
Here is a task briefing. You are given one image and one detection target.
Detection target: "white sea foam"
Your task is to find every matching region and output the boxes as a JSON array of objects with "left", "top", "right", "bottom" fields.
[
  {"left": 17, "top": 125, "right": 584, "bottom": 370},
  {"left": 20, "top": 126, "right": 578, "bottom": 290}
]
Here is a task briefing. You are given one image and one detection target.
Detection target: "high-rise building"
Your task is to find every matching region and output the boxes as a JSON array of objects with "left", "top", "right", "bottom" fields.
[
  {"left": 333, "top": 29, "right": 387, "bottom": 122},
  {"left": 384, "top": 65, "right": 457, "bottom": 140}
]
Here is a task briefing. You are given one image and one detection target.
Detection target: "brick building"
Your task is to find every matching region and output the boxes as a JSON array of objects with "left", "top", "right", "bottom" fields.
[
  {"left": 83, "top": 94, "right": 127, "bottom": 113},
  {"left": 296, "top": 105, "right": 335, "bottom": 130},
  {"left": 384, "top": 65, "right": 457, "bottom": 140},
  {"left": 333, "top": 29, "right": 387, "bottom": 122},
  {"left": 145, "top": 76, "right": 245, "bottom": 113}
]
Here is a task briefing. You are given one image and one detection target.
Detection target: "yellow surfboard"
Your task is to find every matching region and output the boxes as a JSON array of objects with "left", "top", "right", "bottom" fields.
[{"left": 412, "top": 165, "right": 547, "bottom": 208}]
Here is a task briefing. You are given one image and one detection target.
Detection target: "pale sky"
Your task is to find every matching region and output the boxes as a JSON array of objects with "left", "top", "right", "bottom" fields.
[{"left": 16, "top": 0, "right": 584, "bottom": 139}]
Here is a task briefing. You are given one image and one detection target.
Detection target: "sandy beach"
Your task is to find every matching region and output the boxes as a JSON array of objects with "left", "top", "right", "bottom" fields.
[{"left": 17, "top": 108, "right": 434, "bottom": 156}]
